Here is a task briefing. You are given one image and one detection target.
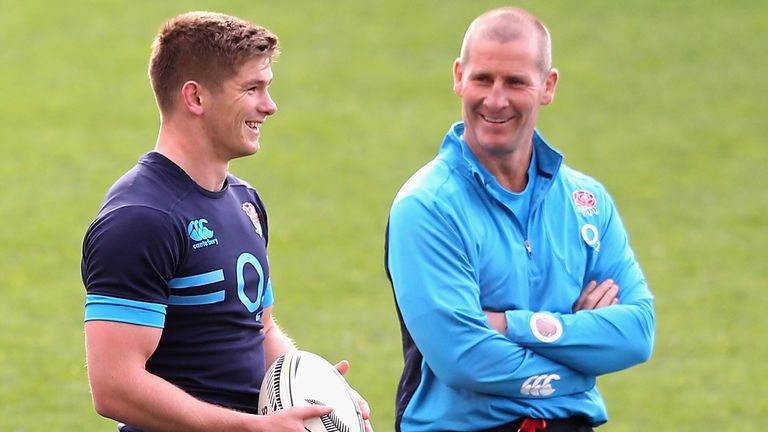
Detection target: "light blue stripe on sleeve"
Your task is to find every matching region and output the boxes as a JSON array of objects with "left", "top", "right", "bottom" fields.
[
  {"left": 263, "top": 278, "right": 274, "bottom": 308},
  {"left": 168, "top": 269, "right": 224, "bottom": 289},
  {"left": 85, "top": 294, "right": 166, "bottom": 328},
  {"left": 168, "top": 290, "right": 225, "bottom": 306}
]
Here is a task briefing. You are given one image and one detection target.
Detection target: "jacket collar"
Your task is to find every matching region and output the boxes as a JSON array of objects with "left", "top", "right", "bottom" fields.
[
  {"left": 440, "top": 121, "right": 562, "bottom": 179},
  {"left": 438, "top": 121, "right": 563, "bottom": 206}
]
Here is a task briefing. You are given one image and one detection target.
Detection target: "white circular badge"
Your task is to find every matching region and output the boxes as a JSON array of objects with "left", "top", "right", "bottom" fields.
[{"left": 530, "top": 312, "right": 563, "bottom": 343}]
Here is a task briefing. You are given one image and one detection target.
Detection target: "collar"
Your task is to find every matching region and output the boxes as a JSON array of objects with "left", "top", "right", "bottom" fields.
[{"left": 438, "top": 121, "right": 563, "bottom": 205}]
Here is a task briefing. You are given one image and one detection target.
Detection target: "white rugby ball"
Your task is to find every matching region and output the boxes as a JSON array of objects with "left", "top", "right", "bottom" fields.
[{"left": 258, "top": 350, "right": 365, "bottom": 432}]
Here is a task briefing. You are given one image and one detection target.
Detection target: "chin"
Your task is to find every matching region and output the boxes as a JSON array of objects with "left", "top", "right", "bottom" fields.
[
  {"left": 243, "top": 138, "right": 261, "bottom": 154},
  {"left": 478, "top": 133, "right": 513, "bottom": 147},
  {"left": 230, "top": 145, "right": 260, "bottom": 160}
]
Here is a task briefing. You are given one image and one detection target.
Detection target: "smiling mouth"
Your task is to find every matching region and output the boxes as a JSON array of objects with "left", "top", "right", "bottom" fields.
[
  {"left": 480, "top": 115, "right": 512, "bottom": 124},
  {"left": 245, "top": 121, "right": 260, "bottom": 131}
]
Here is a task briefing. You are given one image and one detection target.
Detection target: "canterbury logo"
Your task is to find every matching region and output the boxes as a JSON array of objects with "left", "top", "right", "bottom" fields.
[
  {"left": 188, "top": 219, "right": 215, "bottom": 241},
  {"left": 187, "top": 218, "right": 219, "bottom": 249},
  {"left": 520, "top": 374, "right": 560, "bottom": 396}
]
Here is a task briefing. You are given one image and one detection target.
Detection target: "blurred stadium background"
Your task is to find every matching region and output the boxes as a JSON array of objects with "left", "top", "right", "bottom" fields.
[{"left": 1, "top": 0, "right": 765, "bottom": 430}]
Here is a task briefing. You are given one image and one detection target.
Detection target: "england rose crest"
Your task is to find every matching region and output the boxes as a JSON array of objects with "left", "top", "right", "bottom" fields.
[
  {"left": 241, "top": 202, "right": 264, "bottom": 237},
  {"left": 573, "top": 190, "right": 598, "bottom": 216}
]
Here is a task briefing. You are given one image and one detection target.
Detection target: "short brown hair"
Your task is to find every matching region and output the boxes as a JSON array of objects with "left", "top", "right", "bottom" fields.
[{"left": 148, "top": 11, "right": 279, "bottom": 115}]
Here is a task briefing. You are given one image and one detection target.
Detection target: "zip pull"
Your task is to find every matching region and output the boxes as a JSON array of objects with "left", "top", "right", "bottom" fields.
[{"left": 524, "top": 240, "right": 533, "bottom": 257}]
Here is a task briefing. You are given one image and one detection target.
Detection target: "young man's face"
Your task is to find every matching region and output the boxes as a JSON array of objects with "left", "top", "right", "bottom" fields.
[
  {"left": 453, "top": 31, "right": 557, "bottom": 159},
  {"left": 203, "top": 57, "right": 277, "bottom": 160}
]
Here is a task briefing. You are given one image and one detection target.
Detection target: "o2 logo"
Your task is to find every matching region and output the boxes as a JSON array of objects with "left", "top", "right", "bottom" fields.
[
  {"left": 236, "top": 252, "right": 267, "bottom": 321},
  {"left": 581, "top": 224, "right": 600, "bottom": 252}
]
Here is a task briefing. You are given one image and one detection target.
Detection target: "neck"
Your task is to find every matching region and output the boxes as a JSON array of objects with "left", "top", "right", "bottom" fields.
[
  {"left": 155, "top": 119, "right": 230, "bottom": 192},
  {"left": 474, "top": 146, "right": 533, "bottom": 193}
]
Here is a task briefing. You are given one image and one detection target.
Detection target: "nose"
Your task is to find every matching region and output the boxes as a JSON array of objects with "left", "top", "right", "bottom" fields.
[
  {"left": 484, "top": 81, "right": 509, "bottom": 110},
  {"left": 260, "top": 90, "right": 277, "bottom": 116}
]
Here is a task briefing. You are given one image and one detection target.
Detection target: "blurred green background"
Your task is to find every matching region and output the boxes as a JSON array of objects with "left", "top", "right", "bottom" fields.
[{"left": 1, "top": 0, "right": 766, "bottom": 430}]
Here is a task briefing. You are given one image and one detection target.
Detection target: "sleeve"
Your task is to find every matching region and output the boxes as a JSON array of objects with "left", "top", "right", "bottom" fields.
[
  {"left": 252, "top": 188, "right": 272, "bottom": 307},
  {"left": 387, "top": 195, "right": 596, "bottom": 398},
  {"left": 81, "top": 206, "right": 183, "bottom": 328},
  {"left": 263, "top": 277, "right": 274, "bottom": 308},
  {"left": 503, "top": 191, "right": 655, "bottom": 376}
]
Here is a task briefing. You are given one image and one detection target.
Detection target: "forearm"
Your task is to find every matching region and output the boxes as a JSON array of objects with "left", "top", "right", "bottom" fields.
[
  {"left": 404, "top": 307, "right": 596, "bottom": 398},
  {"left": 262, "top": 309, "right": 297, "bottom": 367},
  {"left": 504, "top": 299, "right": 655, "bottom": 375},
  {"left": 89, "top": 365, "right": 255, "bottom": 432},
  {"left": 85, "top": 321, "right": 266, "bottom": 431}
]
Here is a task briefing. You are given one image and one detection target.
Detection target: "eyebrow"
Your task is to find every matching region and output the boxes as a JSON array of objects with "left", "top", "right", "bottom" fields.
[
  {"left": 241, "top": 78, "right": 272, "bottom": 87},
  {"left": 470, "top": 69, "right": 531, "bottom": 82}
]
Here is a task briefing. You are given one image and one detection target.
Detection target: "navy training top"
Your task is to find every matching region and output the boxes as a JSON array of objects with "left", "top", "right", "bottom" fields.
[{"left": 82, "top": 152, "right": 274, "bottom": 417}]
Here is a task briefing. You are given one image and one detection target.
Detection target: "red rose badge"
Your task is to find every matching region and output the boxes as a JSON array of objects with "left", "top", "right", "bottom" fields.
[{"left": 573, "top": 190, "right": 598, "bottom": 216}]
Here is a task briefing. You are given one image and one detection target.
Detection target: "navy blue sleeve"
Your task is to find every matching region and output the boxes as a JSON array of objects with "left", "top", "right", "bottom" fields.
[{"left": 82, "top": 205, "right": 184, "bottom": 327}]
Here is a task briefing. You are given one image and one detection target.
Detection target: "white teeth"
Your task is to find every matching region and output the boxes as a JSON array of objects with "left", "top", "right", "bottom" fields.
[
  {"left": 246, "top": 121, "right": 259, "bottom": 129},
  {"left": 483, "top": 116, "right": 509, "bottom": 123}
]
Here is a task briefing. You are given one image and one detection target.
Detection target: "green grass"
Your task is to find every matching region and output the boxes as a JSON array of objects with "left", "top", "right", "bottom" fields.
[{"left": 1, "top": 0, "right": 766, "bottom": 430}]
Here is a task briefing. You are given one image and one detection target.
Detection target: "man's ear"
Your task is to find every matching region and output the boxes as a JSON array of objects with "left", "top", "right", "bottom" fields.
[
  {"left": 452, "top": 58, "right": 464, "bottom": 96},
  {"left": 541, "top": 68, "right": 559, "bottom": 105},
  {"left": 180, "top": 80, "right": 205, "bottom": 115}
]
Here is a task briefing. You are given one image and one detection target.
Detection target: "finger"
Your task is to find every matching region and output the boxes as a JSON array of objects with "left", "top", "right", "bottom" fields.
[
  {"left": 584, "top": 280, "right": 598, "bottom": 293},
  {"left": 287, "top": 405, "right": 333, "bottom": 419},
  {"left": 365, "top": 419, "right": 374, "bottom": 432},
  {"left": 345, "top": 386, "right": 370, "bottom": 419},
  {"left": 593, "top": 283, "right": 619, "bottom": 309},
  {"left": 594, "top": 279, "right": 614, "bottom": 294},
  {"left": 573, "top": 281, "right": 595, "bottom": 311},
  {"left": 357, "top": 394, "right": 371, "bottom": 419},
  {"left": 573, "top": 280, "right": 597, "bottom": 311},
  {"left": 484, "top": 311, "right": 506, "bottom": 333},
  {"left": 575, "top": 279, "right": 612, "bottom": 311},
  {"left": 586, "top": 279, "right": 615, "bottom": 309},
  {"left": 334, "top": 360, "right": 350, "bottom": 376}
]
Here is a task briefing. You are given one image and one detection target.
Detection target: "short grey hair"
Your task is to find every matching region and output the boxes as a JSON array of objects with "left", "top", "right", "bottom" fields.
[{"left": 459, "top": 7, "right": 552, "bottom": 80}]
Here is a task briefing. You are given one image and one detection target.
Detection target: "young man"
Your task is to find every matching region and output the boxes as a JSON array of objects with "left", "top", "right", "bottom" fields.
[
  {"left": 82, "top": 12, "right": 371, "bottom": 432},
  {"left": 386, "top": 7, "right": 655, "bottom": 432}
]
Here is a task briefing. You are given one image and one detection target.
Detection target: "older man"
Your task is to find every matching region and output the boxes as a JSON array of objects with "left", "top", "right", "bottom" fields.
[{"left": 386, "top": 7, "right": 655, "bottom": 432}]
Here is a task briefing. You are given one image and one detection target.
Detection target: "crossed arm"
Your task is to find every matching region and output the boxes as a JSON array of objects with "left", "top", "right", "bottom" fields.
[
  {"left": 484, "top": 276, "right": 654, "bottom": 376},
  {"left": 388, "top": 191, "right": 655, "bottom": 397},
  {"left": 485, "top": 279, "right": 620, "bottom": 333}
]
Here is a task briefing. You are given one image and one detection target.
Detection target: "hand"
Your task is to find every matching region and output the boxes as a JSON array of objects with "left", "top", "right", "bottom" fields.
[
  {"left": 483, "top": 311, "right": 507, "bottom": 334},
  {"left": 261, "top": 405, "right": 333, "bottom": 432},
  {"left": 573, "top": 279, "right": 619, "bottom": 312},
  {"left": 334, "top": 360, "right": 374, "bottom": 432}
]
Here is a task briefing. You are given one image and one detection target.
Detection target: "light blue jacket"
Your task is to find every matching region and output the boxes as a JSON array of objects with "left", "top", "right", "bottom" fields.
[{"left": 386, "top": 122, "right": 655, "bottom": 431}]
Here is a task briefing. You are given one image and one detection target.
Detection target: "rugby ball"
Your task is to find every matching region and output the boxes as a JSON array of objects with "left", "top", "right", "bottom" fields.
[{"left": 258, "top": 350, "right": 365, "bottom": 432}]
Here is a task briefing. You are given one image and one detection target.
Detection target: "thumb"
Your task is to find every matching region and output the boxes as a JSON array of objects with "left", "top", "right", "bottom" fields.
[{"left": 334, "top": 359, "right": 350, "bottom": 376}]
